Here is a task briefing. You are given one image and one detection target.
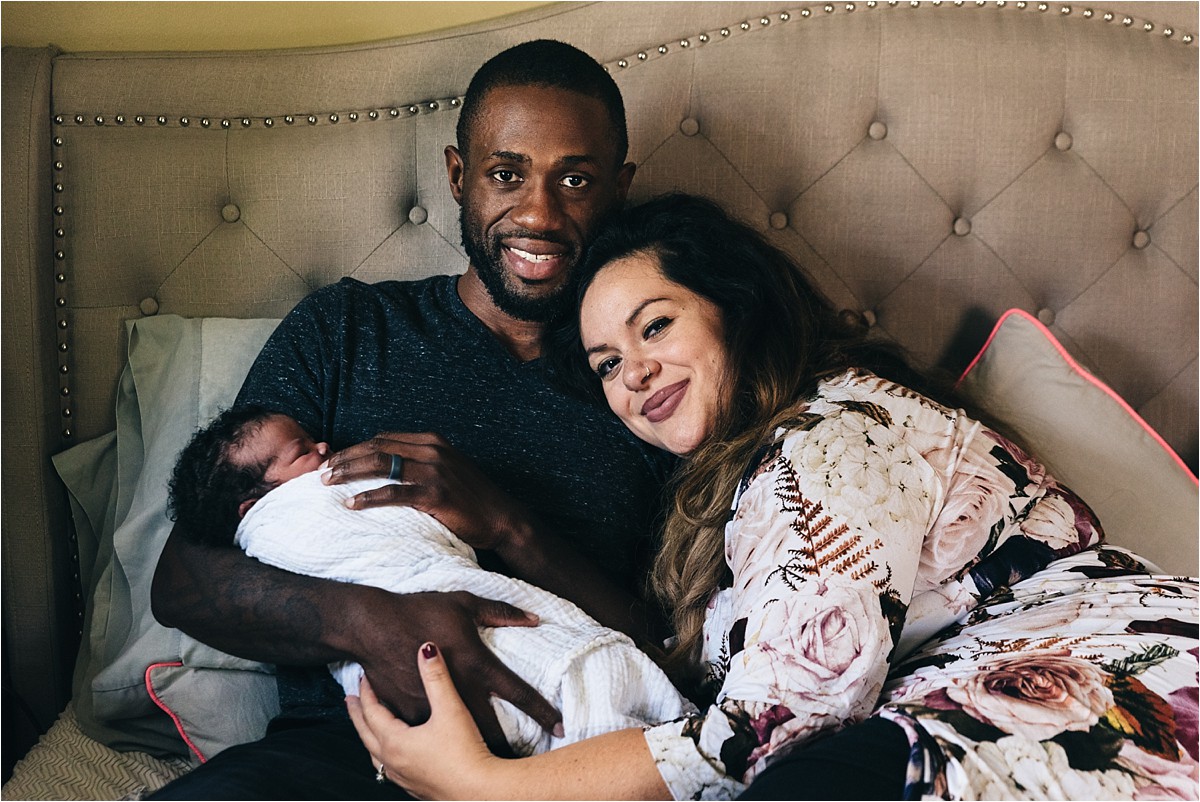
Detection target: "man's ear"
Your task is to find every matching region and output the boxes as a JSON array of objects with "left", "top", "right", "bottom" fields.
[
  {"left": 616, "top": 161, "right": 637, "bottom": 202},
  {"left": 238, "top": 497, "right": 259, "bottom": 520},
  {"left": 445, "top": 145, "right": 465, "bottom": 205}
]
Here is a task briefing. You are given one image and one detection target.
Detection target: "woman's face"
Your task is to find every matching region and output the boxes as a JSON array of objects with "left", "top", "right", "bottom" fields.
[{"left": 579, "top": 252, "right": 730, "bottom": 456}]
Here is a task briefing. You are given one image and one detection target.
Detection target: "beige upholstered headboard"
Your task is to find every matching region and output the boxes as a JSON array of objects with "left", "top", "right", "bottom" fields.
[{"left": 3, "top": 0, "right": 1196, "bottom": 765}]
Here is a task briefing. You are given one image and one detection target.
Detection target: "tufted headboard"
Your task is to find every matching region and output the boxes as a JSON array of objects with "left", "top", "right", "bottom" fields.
[{"left": 3, "top": 0, "right": 1197, "bottom": 764}]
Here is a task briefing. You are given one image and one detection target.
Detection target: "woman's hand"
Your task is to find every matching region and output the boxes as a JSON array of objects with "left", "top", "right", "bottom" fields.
[
  {"left": 348, "top": 644, "right": 672, "bottom": 801},
  {"left": 348, "top": 642, "right": 511, "bottom": 800}
]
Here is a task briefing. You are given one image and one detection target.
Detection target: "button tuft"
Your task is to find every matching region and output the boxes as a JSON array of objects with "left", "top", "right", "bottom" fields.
[
  {"left": 1132, "top": 230, "right": 1151, "bottom": 249},
  {"left": 139, "top": 297, "right": 160, "bottom": 316},
  {"left": 1054, "top": 131, "right": 1073, "bottom": 151},
  {"left": 408, "top": 205, "right": 429, "bottom": 225},
  {"left": 953, "top": 217, "right": 972, "bottom": 236},
  {"left": 1036, "top": 308, "right": 1056, "bottom": 326},
  {"left": 769, "top": 212, "right": 789, "bottom": 230},
  {"left": 221, "top": 203, "right": 241, "bottom": 223},
  {"left": 679, "top": 117, "right": 700, "bottom": 136},
  {"left": 868, "top": 121, "right": 888, "bottom": 140}
]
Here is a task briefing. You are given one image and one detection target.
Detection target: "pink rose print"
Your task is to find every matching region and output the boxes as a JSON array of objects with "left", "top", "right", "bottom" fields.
[
  {"left": 944, "top": 652, "right": 1114, "bottom": 741},
  {"left": 919, "top": 446, "right": 1016, "bottom": 590},
  {"left": 1116, "top": 741, "right": 1200, "bottom": 800},
  {"left": 755, "top": 576, "right": 892, "bottom": 718}
]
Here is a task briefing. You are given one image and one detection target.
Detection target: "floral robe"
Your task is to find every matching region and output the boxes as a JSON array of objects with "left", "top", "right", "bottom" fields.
[{"left": 642, "top": 369, "right": 1197, "bottom": 800}]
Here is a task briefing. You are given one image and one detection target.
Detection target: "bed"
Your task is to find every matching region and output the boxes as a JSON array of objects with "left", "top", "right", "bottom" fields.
[{"left": 2, "top": 1, "right": 1196, "bottom": 798}]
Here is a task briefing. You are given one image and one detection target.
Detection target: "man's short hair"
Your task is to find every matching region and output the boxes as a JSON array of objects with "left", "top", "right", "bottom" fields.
[{"left": 456, "top": 39, "right": 628, "bottom": 165}]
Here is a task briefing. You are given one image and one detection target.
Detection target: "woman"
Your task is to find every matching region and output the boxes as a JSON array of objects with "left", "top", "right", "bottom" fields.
[{"left": 348, "top": 194, "right": 1197, "bottom": 800}]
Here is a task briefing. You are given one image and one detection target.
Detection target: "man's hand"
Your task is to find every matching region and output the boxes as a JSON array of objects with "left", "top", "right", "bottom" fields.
[
  {"left": 324, "top": 433, "right": 663, "bottom": 651},
  {"left": 354, "top": 589, "right": 562, "bottom": 756},
  {"left": 324, "top": 433, "right": 530, "bottom": 552}
]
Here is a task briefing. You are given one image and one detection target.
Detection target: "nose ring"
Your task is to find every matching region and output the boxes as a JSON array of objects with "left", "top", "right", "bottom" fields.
[{"left": 643, "top": 366, "right": 652, "bottom": 383}]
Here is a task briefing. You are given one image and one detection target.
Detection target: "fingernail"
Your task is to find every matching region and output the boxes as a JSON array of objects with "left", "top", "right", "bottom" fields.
[
  {"left": 553, "top": 723, "right": 565, "bottom": 738},
  {"left": 421, "top": 642, "right": 438, "bottom": 660},
  {"left": 526, "top": 613, "right": 540, "bottom": 624}
]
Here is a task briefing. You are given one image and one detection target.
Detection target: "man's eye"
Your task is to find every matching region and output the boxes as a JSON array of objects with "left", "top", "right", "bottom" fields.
[
  {"left": 492, "top": 170, "right": 519, "bottom": 183},
  {"left": 561, "top": 175, "right": 589, "bottom": 189},
  {"left": 643, "top": 317, "right": 671, "bottom": 339},
  {"left": 595, "top": 357, "right": 620, "bottom": 380}
]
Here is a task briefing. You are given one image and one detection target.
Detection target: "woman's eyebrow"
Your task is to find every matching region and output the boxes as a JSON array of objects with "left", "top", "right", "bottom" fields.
[
  {"left": 584, "top": 297, "right": 671, "bottom": 356},
  {"left": 626, "top": 297, "right": 669, "bottom": 327}
]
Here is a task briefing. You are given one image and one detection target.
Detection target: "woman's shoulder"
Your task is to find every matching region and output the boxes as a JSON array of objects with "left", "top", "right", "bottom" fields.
[{"left": 771, "top": 368, "right": 958, "bottom": 445}]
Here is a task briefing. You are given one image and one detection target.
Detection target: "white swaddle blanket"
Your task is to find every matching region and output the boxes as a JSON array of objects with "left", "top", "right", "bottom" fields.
[{"left": 236, "top": 469, "right": 693, "bottom": 755}]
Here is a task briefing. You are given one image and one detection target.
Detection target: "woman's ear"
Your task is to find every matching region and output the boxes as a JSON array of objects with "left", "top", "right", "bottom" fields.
[{"left": 238, "top": 497, "right": 259, "bottom": 519}]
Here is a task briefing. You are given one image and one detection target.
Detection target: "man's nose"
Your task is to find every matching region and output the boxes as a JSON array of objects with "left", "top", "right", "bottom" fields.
[{"left": 511, "top": 180, "right": 563, "bottom": 232}]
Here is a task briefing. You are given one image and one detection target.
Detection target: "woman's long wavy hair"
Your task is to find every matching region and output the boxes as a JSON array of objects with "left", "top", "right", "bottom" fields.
[{"left": 549, "top": 193, "right": 945, "bottom": 688}]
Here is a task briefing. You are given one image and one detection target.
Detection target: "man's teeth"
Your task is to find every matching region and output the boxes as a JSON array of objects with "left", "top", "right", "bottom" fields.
[{"left": 508, "top": 247, "right": 556, "bottom": 262}]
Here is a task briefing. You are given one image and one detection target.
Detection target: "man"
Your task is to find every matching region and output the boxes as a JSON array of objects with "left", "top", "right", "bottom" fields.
[{"left": 149, "top": 40, "right": 671, "bottom": 799}]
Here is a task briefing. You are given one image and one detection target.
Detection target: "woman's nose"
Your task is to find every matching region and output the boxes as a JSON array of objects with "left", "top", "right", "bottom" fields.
[{"left": 622, "top": 360, "right": 656, "bottom": 391}]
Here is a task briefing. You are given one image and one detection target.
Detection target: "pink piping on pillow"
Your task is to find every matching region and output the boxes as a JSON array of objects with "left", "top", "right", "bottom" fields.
[
  {"left": 957, "top": 308, "right": 1198, "bottom": 484},
  {"left": 145, "top": 662, "right": 208, "bottom": 763}
]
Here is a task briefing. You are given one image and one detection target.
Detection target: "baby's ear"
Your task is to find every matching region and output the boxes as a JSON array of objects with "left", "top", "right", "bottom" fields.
[{"left": 238, "top": 497, "right": 259, "bottom": 519}]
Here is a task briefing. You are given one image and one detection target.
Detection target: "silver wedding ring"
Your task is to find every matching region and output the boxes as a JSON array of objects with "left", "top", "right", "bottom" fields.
[
  {"left": 387, "top": 453, "right": 403, "bottom": 481},
  {"left": 375, "top": 763, "right": 388, "bottom": 784}
]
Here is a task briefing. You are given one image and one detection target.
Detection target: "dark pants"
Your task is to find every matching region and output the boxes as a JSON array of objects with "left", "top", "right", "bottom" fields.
[
  {"left": 149, "top": 717, "right": 413, "bottom": 801},
  {"left": 737, "top": 717, "right": 910, "bottom": 801},
  {"left": 151, "top": 714, "right": 908, "bottom": 800}
]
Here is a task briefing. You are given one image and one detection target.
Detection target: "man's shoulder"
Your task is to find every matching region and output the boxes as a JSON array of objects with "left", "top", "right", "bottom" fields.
[
  {"left": 285, "top": 273, "right": 457, "bottom": 326},
  {"left": 310, "top": 273, "right": 455, "bottom": 305}
]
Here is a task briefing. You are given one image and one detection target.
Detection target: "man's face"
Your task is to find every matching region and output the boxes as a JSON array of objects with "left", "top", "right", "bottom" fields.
[{"left": 446, "top": 84, "right": 635, "bottom": 323}]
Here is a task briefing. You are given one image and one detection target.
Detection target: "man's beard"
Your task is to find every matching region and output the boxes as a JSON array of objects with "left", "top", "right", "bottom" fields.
[{"left": 459, "top": 206, "right": 578, "bottom": 324}]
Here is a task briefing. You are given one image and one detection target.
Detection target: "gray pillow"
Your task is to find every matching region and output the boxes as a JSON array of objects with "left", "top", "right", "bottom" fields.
[
  {"left": 56, "top": 315, "right": 282, "bottom": 762},
  {"left": 957, "top": 309, "right": 1198, "bottom": 576}
]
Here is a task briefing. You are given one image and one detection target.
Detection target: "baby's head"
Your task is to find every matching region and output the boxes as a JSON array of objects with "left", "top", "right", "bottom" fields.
[{"left": 168, "top": 405, "right": 329, "bottom": 546}]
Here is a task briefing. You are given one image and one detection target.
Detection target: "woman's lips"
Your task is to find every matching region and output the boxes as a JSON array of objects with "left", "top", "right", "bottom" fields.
[{"left": 641, "top": 380, "right": 689, "bottom": 424}]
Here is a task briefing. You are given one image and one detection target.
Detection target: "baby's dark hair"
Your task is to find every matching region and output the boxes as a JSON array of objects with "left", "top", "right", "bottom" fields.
[{"left": 167, "top": 404, "right": 282, "bottom": 548}]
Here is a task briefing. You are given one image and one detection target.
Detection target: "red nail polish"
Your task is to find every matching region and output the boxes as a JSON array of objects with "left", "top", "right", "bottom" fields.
[{"left": 421, "top": 642, "right": 438, "bottom": 659}]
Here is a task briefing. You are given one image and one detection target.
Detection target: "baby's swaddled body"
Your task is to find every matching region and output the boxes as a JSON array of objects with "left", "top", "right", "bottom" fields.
[{"left": 236, "top": 469, "right": 693, "bottom": 755}]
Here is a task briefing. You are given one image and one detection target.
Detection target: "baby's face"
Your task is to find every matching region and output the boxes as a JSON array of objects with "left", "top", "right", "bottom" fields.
[{"left": 245, "top": 415, "right": 330, "bottom": 485}]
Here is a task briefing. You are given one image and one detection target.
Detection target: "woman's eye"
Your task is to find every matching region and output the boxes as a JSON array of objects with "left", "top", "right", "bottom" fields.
[
  {"left": 561, "top": 175, "right": 589, "bottom": 189},
  {"left": 595, "top": 357, "right": 620, "bottom": 380},
  {"left": 643, "top": 317, "right": 671, "bottom": 339}
]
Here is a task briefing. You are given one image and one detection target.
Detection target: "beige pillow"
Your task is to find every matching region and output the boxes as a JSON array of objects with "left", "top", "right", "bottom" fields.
[{"left": 957, "top": 309, "right": 1198, "bottom": 576}]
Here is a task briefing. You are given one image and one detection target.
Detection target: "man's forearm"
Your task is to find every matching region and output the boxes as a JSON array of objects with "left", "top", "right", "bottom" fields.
[
  {"left": 494, "top": 521, "right": 666, "bottom": 653},
  {"left": 151, "top": 525, "right": 365, "bottom": 665}
]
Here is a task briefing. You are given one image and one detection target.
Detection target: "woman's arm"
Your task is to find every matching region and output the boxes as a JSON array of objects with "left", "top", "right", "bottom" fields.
[{"left": 348, "top": 643, "right": 671, "bottom": 801}]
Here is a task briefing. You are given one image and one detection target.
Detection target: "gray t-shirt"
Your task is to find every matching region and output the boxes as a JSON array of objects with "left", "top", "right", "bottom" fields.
[{"left": 235, "top": 275, "right": 674, "bottom": 718}]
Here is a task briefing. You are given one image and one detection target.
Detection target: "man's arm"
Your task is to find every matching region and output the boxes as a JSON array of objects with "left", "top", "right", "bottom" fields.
[{"left": 151, "top": 525, "right": 562, "bottom": 749}]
